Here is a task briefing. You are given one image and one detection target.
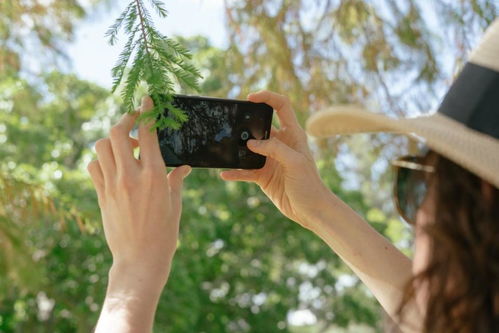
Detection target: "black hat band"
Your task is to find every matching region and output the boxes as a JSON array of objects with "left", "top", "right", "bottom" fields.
[{"left": 438, "top": 62, "right": 499, "bottom": 139}]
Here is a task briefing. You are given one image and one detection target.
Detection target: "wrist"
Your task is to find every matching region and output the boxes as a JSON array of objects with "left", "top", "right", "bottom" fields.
[
  {"left": 107, "top": 260, "right": 171, "bottom": 298},
  {"left": 96, "top": 263, "right": 169, "bottom": 333}
]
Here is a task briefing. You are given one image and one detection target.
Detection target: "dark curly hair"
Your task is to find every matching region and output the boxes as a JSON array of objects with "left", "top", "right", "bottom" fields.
[{"left": 395, "top": 151, "right": 499, "bottom": 332}]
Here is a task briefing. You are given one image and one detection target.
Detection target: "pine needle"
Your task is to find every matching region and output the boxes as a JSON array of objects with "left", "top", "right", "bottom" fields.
[{"left": 106, "top": 0, "right": 202, "bottom": 130}]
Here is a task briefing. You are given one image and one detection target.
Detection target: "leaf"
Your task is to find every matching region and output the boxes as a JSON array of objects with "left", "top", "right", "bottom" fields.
[
  {"left": 107, "top": 0, "right": 202, "bottom": 130},
  {"left": 105, "top": 2, "right": 135, "bottom": 45},
  {"left": 164, "top": 38, "right": 192, "bottom": 59},
  {"left": 124, "top": 3, "right": 139, "bottom": 32},
  {"left": 121, "top": 47, "right": 145, "bottom": 111},
  {"left": 111, "top": 25, "right": 141, "bottom": 93},
  {"left": 148, "top": 0, "right": 168, "bottom": 18}
]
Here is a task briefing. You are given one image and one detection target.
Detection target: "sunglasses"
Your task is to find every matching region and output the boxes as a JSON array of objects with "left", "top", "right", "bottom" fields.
[{"left": 392, "top": 154, "right": 435, "bottom": 225}]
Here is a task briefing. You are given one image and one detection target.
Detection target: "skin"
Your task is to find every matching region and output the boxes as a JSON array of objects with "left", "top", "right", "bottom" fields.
[
  {"left": 89, "top": 91, "right": 425, "bottom": 332},
  {"left": 223, "top": 91, "right": 423, "bottom": 330},
  {"left": 412, "top": 210, "right": 431, "bottom": 317},
  {"left": 89, "top": 96, "right": 191, "bottom": 332}
]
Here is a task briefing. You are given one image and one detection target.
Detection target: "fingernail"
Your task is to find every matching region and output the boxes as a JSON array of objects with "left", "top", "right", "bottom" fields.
[
  {"left": 184, "top": 166, "right": 192, "bottom": 177},
  {"left": 248, "top": 92, "right": 258, "bottom": 100},
  {"left": 141, "top": 96, "right": 153, "bottom": 111}
]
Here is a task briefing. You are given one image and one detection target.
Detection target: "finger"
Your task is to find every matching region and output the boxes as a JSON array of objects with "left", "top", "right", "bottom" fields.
[
  {"left": 219, "top": 169, "right": 260, "bottom": 183},
  {"left": 87, "top": 160, "right": 104, "bottom": 192},
  {"left": 94, "top": 138, "right": 116, "bottom": 182},
  {"left": 270, "top": 125, "right": 280, "bottom": 139},
  {"left": 138, "top": 96, "right": 164, "bottom": 167},
  {"left": 247, "top": 137, "right": 299, "bottom": 166},
  {"left": 168, "top": 165, "right": 192, "bottom": 211},
  {"left": 109, "top": 111, "right": 140, "bottom": 170},
  {"left": 248, "top": 90, "right": 299, "bottom": 129},
  {"left": 129, "top": 136, "right": 140, "bottom": 159},
  {"left": 129, "top": 136, "right": 139, "bottom": 149}
]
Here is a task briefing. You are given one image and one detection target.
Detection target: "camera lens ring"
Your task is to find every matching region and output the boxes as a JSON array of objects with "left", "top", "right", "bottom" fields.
[{"left": 241, "top": 131, "right": 250, "bottom": 141}]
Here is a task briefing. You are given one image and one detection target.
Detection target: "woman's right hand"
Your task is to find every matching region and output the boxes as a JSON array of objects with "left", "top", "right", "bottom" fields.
[
  {"left": 221, "top": 92, "right": 418, "bottom": 326},
  {"left": 220, "top": 90, "right": 334, "bottom": 231}
]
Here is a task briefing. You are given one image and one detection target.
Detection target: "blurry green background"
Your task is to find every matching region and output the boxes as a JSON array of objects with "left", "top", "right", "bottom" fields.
[{"left": 0, "top": 0, "right": 496, "bottom": 332}]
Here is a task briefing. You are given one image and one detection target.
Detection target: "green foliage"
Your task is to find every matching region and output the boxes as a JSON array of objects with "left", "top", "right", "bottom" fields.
[
  {"left": 224, "top": 0, "right": 497, "bottom": 119},
  {"left": 106, "top": 0, "right": 202, "bottom": 130},
  {"left": 0, "top": 73, "right": 115, "bottom": 332},
  {"left": 1, "top": 1, "right": 495, "bottom": 332},
  {"left": 0, "top": 69, "right": 382, "bottom": 332},
  {"left": 0, "top": 0, "right": 94, "bottom": 75}
]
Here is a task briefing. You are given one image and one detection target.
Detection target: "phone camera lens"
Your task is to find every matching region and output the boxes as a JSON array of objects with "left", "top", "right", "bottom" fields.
[{"left": 241, "top": 131, "right": 250, "bottom": 141}]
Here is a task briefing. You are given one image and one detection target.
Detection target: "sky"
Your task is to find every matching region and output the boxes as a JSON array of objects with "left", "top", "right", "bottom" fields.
[{"left": 67, "top": 0, "right": 227, "bottom": 88}]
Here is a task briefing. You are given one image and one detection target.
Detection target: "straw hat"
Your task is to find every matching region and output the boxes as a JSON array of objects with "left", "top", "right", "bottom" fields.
[{"left": 306, "top": 19, "right": 499, "bottom": 189}]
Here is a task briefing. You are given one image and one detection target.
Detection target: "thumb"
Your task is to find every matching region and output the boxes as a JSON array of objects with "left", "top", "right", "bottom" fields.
[
  {"left": 168, "top": 165, "right": 192, "bottom": 199},
  {"left": 247, "top": 137, "right": 298, "bottom": 166}
]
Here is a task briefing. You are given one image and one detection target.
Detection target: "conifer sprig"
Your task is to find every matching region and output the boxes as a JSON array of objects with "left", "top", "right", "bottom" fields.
[{"left": 106, "top": 0, "right": 202, "bottom": 130}]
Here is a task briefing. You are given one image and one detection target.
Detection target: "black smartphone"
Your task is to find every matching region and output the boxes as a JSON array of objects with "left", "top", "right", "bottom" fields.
[{"left": 156, "top": 94, "right": 274, "bottom": 169}]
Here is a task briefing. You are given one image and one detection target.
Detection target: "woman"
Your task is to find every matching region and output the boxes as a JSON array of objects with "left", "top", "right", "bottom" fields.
[{"left": 88, "top": 20, "right": 499, "bottom": 332}]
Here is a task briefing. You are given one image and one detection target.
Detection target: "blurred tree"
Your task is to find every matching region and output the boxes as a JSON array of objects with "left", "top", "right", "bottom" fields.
[
  {"left": 220, "top": 0, "right": 496, "bottom": 330},
  {"left": 0, "top": 1, "right": 111, "bottom": 331},
  {"left": 153, "top": 36, "right": 384, "bottom": 333},
  {"left": 0, "top": 72, "right": 121, "bottom": 332},
  {"left": 0, "top": 35, "right": 382, "bottom": 332},
  {"left": 223, "top": 0, "right": 496, "bottom": 117},
  {"left": 1, "top": 1, "right": 495, "bottom": 332},
  {"left": 221, "top": 0, "right": 496, "bottom": 260},
  {"left": 0, "top": 0, "right": 104, "bottom": 76}
]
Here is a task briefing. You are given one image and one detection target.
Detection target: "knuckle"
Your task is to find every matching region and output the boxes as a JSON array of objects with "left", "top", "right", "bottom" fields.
[
  {"left": 266, "top": 137, "right": 279, "bottom": 154},
  {"left": 142, "top": 166, "right": 165, "bottom": 181},
  {"left": 265, "top": 137, "right": 275, "bottom": 147},
  {"left": 259, "top": 90, "right": 272, "bottom": 101},
  {"left": 276, "top": 94, "right": 291, "bottom": 110},
  {"left": 152, "top": 156, "right": 167, "bottom": 168},
  {"left": 109, "top": 125, "right": 124, "bottom": 140},
  {"left": 95, "top": 138, "right": 109, "bottom": 152},
  {"left": 87, "top": 160, "right": 98, "bottom": 172},
  {"left": 116, "top": 174, "right": 136, "bottom": 190},
  {"left": 269, "top": 136, "right": 281, "bottom": 147}
]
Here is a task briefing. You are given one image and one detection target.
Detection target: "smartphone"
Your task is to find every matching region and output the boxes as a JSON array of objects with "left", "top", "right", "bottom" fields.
[{"left": 156, "top": 94, "right": 274, "bottom": 169}]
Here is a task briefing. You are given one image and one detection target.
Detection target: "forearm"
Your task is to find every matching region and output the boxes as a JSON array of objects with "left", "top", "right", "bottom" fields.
[
  {"left": 95, "top": 264, "right": 168, "bottom": 333},
  {"left": 307, "top": 193, "right": 423, "bottom": 328}
]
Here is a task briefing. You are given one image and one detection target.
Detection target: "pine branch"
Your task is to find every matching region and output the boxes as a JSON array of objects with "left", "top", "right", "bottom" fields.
[
  {"left": 106, "top": 0, "right": 202, "bottom": 130},
  {"left": 105, "top": 3, "right": 134, "bottom": 45},
  {"left": 148, "top": 0, "right": 168, "bottom": 17}
]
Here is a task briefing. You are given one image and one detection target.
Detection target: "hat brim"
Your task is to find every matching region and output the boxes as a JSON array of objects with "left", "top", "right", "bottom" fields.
[{"left": 305, "top": 108, "right": 499, "bottom": 189}]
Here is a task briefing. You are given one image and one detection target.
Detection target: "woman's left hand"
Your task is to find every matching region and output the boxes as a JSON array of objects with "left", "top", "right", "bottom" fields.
[{"left": 88, "top": 96, "right": 191, "bottom": 332}]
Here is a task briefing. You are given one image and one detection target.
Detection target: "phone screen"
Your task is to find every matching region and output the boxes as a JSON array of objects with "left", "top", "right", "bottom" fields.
[{"left": 157, "top": 95, "right": 273, "bottom": 169}]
